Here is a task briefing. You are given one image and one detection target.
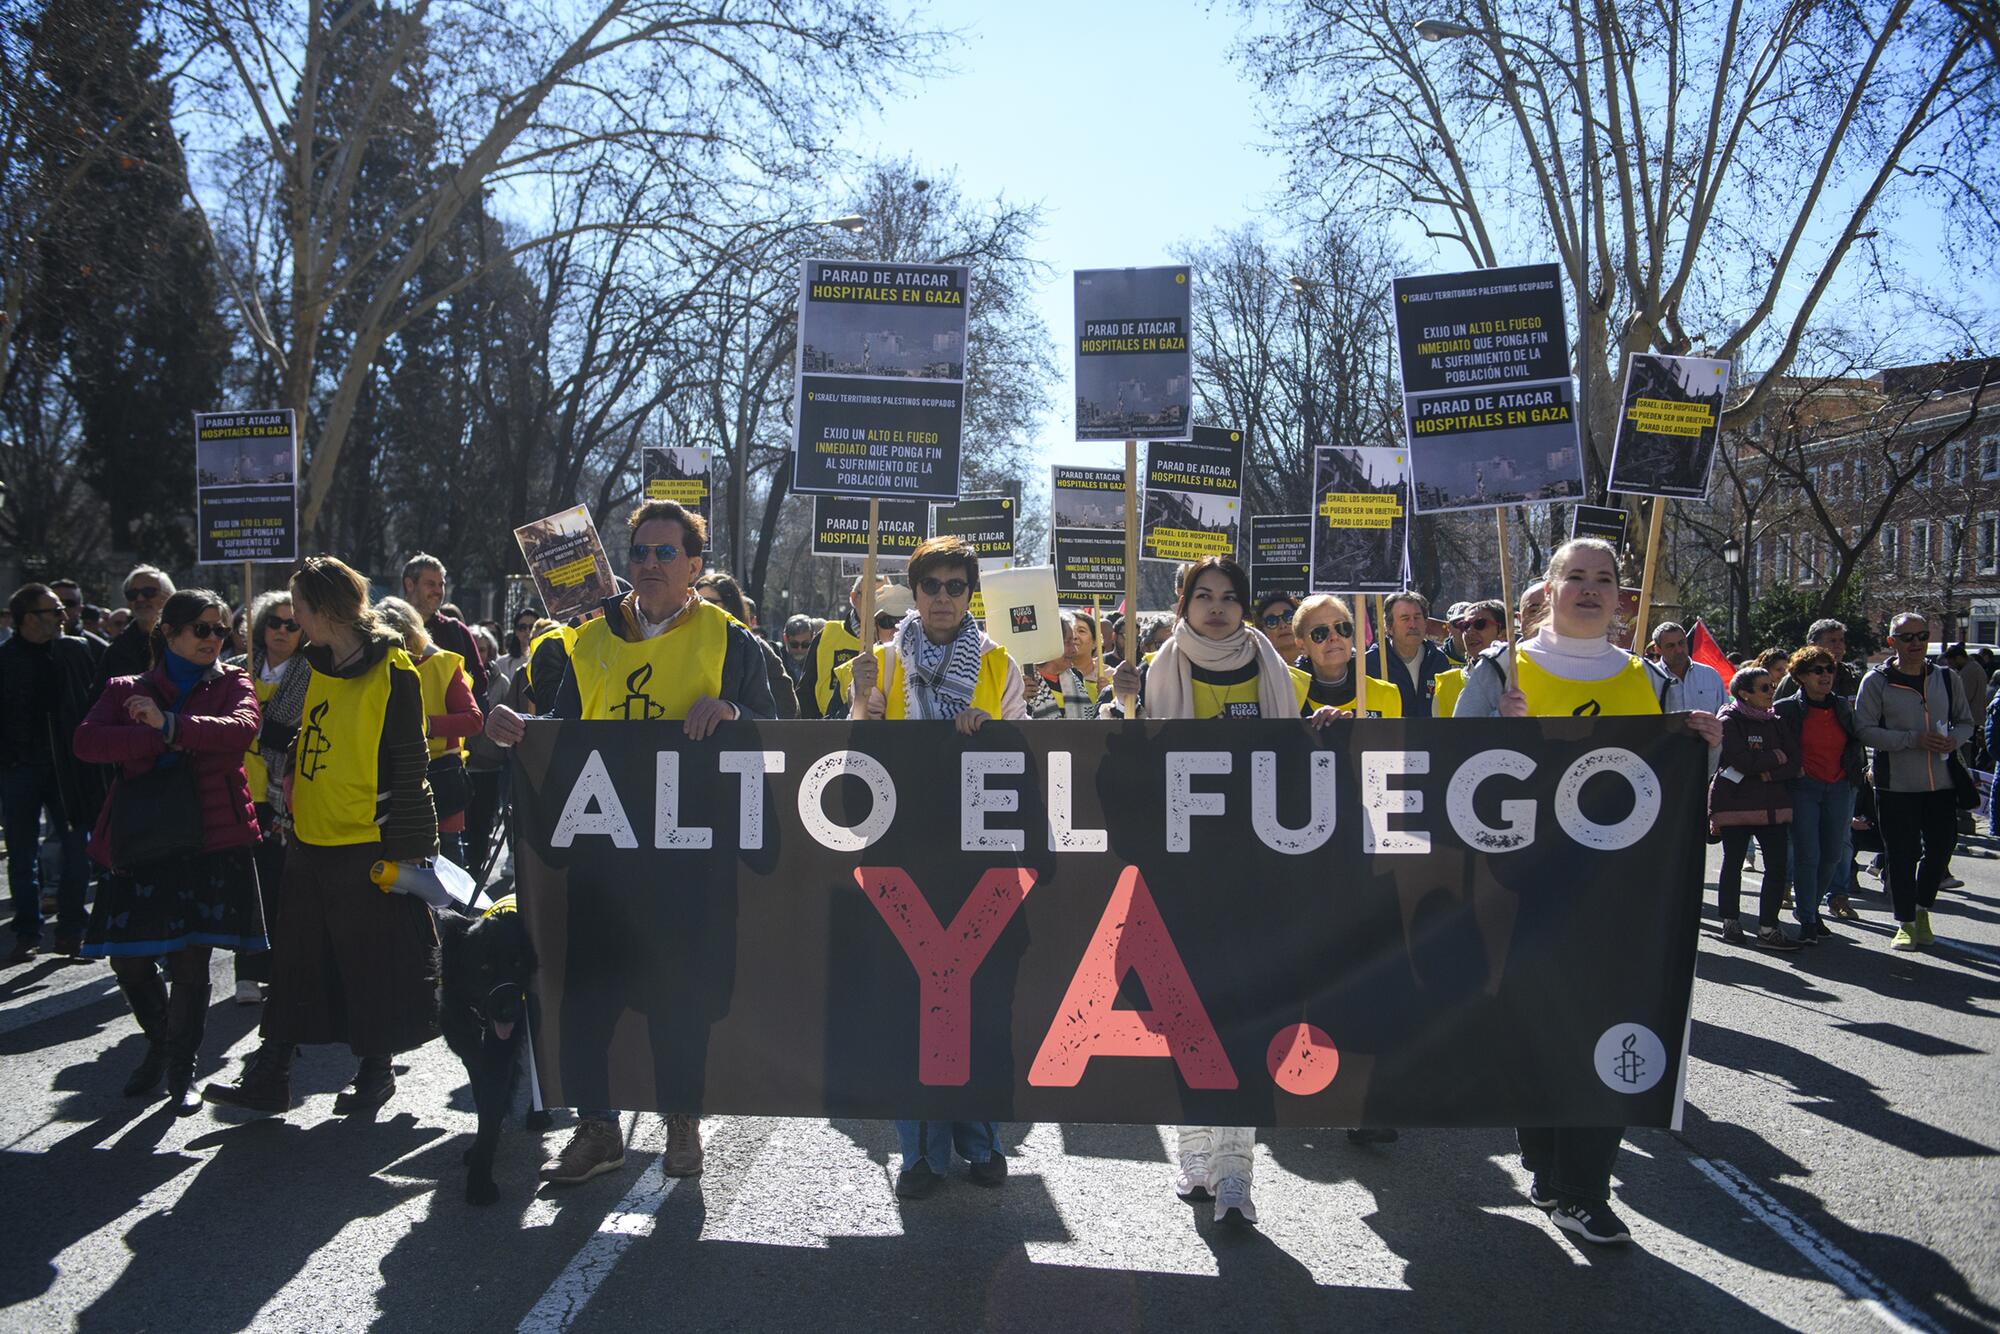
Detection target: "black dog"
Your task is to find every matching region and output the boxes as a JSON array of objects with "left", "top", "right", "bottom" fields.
[{"left": 437, "top": 895, "right": 539, "bottom": 1205}]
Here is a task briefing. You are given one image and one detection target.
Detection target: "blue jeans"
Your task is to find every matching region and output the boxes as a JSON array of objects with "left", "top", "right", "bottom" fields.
[
  {"left": 1789, "top": 776, "right": 1855, "bottom": 927},
  {"left": 896, "top": 1119, "right": 999, "bottom": 1173},
  {"left": 1, "top": 764, "right": 88, "bottom": 943}
]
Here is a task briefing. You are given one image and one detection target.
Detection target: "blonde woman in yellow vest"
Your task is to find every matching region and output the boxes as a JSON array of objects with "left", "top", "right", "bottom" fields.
[
  {"left": 1452, "top": 537, "right": 1720, "bottom": 1248},
  {"left": 843, "top": 537, "right": 1024, "bottom": 1202},
  {"left": 205, "top": 556, "right": 440, "bottom": 1122},
  {"left": 1287, "top": 594, "right": 1401, "bottom": 720},
  {"left": 377, "top": 597, "right": 485, "bottom": 870},
  {"left": 486, "top": 498, "right": 777, "bottom": 1189},
  {"left": 229, "top": 589, "right": 307, "bottom": 1004}
]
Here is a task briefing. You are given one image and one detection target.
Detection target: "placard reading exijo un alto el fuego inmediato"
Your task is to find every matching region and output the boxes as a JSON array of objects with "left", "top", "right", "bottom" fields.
[{"left": 791, "top": 260, "right": 971, "bottom": 502}]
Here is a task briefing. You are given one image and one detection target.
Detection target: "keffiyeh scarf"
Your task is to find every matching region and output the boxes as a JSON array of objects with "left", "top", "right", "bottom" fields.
[{"left": 895, "top": 610, "right": 985, "bottom": 720}]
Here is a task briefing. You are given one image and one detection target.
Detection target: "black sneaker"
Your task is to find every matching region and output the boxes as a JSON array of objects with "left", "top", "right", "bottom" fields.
[
  {"left": 967, "top": 1154, "right": 1008, "bottom": 1188},
  {"left": 1551, "top": 1199, "right": 1631, "bottom": 1245},
  {"left": 1721, "top": 922, "right": 1746, "bottom": 945},
  {"left": 333, "top": 1059, "right": 396, "bottom": 1116},
  {"left": 1811, "top": 920, "right": 1835, "bottom": 940},
  {"left": 1755, "top": 925, "right": 1802, "bottom": 952},
  {"left": 895, "top": 1162, "right": 942, "bottom": 1199},
  {"left": 1527, "top": 1177, "right": 1558, "bottom": 1210}
]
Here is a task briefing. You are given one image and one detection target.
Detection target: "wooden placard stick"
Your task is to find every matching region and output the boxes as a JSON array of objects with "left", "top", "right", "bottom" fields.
[
  {"left": 1354, "top": 594, "right": 1368, "bottom": 718},
  {"left": 1092, "top": 594, "right": 1104, "bottom": 707},
  {"left": 1123, "top": 439, "right": 1140, "bottom": 664},
  {"left": 1633, "top": 497, "right": 1666, "bottom": 651},
  {"left": 1495, "top": 508, "right": 1519, "bottom": 684},
  {"left": 858, "top": 497, "right": 881, "bottom": 645}
]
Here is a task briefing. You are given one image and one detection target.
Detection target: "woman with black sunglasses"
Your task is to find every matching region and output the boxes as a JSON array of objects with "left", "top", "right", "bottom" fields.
[
  {"left": 75, "top": 589, "right": 268, "bottom": 1113},
  {"left": 1288, "top": 594, "right": 1400, "bottom": 718},
  {"left": 1774, "top": 645, "right": 1865, "bottom": 942},
  {"left": 1710, "top": 667, "right": 1804, "bottom": 952}
]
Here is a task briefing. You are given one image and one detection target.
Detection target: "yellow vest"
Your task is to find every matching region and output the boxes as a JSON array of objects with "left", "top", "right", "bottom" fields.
[
  {"left": 521, "top": 624, "right": 576, "bottom": 694},
  {"left": 1515, "top": 651, "right": 1663, "bottom": 718},
  {"left": 846, "top": 640, "right": 1015, "bottom": 719},
  {"left": 1287, "top": 665, "right": 1403, "bottom": 718},
  {"left": 1188, "top": 663, "right": 1267, "bottom": 719},
  {"left": 1433, "top": 667, "right": 1466, "bottom": 719},
  {"left": 812, "top": 620, "right": 862, "bottom": 716},
  {"left": 414, "top": 648, "right": 470, "bottom": 761},
  {"left": 244, "top": 669, "right": 282, "bottom": 805},
  {"left": 569, "top": 600, "right": 728, "bottom": 721},
  {"left": 293, "top": 646, "right": 416, "bottom": 847}
]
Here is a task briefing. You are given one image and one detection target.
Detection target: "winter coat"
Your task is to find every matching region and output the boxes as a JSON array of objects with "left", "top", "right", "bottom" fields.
[
  {"left": 1773, "top": 692, "right": 1865, "bottom": 787},
  {"left": 1708, "top": 701, "right": 1800, "bottom": 828},
  {"left": 0, "top": 633, "right": 107, "bottom": 825},
  {"left": 73, "top": 662, "right": 262, "bottom": 866},
  {"left": 1854, "top": 662, "right": 1974, "bottom": 793}
]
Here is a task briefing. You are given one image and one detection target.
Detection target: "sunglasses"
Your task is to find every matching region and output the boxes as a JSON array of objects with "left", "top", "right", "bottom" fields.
[
  {"left": 1307, "top": 621, "right": 1355, "bottom": 644},
  {"left": 1800, "top": 664, "right": 1834, "bottom": 675},
  {"left": 178, "top": 621, "right": 227, "bottom": 640},
  {"left": 918, "top": 577, "right": 970, "bottom": 598},
  {"left": 57, "top": 597, "right": 80, "bottom": 609},
  {"left": 628, "top": 542, "right": 681, "bottom": 565},
  {"left": 23, "top": 606, "right": 62, "bottom": 620},
  {"left": 1742, "top": 682, "right": 1775, "bottom": 695},
  {"left": 786, "top": 638, "right": 813, "bottom": 652},
  {"left": 1260, "top": 611, "right": 1294, "bottom": 628},
  {"left": 1893, "top": 631, "right": 1929, "bottom": 643},
  {"left": 1460, "top": 617, "right": 1495, "bottom": 633},
  {"left": 875, "top": 612, "right": 901, "bottom": 629},
  {"left": 264, "top": 617, "right": 300, "bottom": 633},
  {"left": 126, "top": 586, "right": 163, "bottom": 601}
]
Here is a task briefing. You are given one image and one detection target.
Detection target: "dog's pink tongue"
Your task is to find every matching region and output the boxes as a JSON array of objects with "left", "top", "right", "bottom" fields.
[{"left": 492, "top": 1020, "right": 515, "bottom": 1042}]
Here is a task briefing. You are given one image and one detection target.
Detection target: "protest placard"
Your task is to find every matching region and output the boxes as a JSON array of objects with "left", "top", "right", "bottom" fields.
[
  {"left": 1606, "top": 353, "right": 1733, "bottom": 499},
  {"left": 1249, "top": 515, "right": 1312, "bottom": 606},
  {"left": 1310, "top": 446, "right": 1407, "bottom": 594},
  {"left": 930, "top": 496, "right": 1016, "bottom": 570},
  {"left": 1051, "top": 465, "right": 1128, "bottom": 607},
  {"left": 813, "top": 496, "right": 927, "bottom": 558},
  {"left": 194, "top": 409, "right": 298, "bottom": 564},
  {"left": 791, "top": 260, "right": 970, "bottom": 501},
  {"left": 1142, "top": 426, "right": 1244, "bottom": 563},
  {"left": 1391, "top": 263, "right": 1571, "bottom": 395},
  {"left": 1571, "top": 503, "right": 1631, "bottom": 547},
  {"left": 513, "top": 505, "right": 617, "bottom": 623},
  {"left": 1074, "top": 266, "right": 1192, "bottom": 442},
  {"left": 1402, "top": 381, "right": 1585, "bottom": 513},
  {"left": 643, "top": 446, "right": 713, "bottom": 524}
]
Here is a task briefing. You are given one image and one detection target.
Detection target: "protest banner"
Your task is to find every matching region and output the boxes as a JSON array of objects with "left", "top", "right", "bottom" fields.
[
  {"left": 1571, "top": 504, "right": 1632, "bottom": 548},
  {"left": 1310, "top": 446, "right": 1407, "bottom": 595},
  {"left": 1052, "top": 465, "right": 1127, "bottom": 608},
  {"left": 512, "top": 716, "right": 1707, "bottom": 1126},
  {"left": 813, "top": 496, "right": 927, "bottom": 559},
  {"left": 1606, "top": 354, "right": 1732, "bottom": 500},
  {"left": 1074, "top": 266, "right": 1193, "bottom": 442},
  {"left": 791, "top": 259, "right": 970, "bottom": 502},
  {"left": 1142, "top": 427, "right": 1244, "bottom": 563},
  {"left": 514, "top": 505, "right": 617, "bottom": 623},
  {"left": 643, "top": 446, "right": 713, "bottom": 524},
  {"left": 194, "top": 409, "right": 298, "bottom": 565},
  {"left": 1248, "top": 515, "right": 1312, "bottom": 606}
]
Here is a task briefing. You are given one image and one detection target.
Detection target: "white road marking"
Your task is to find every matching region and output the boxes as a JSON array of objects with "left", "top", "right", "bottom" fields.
[
  {"left": 1932, "top": 935, "right": 2000, "bottom": 967},
  {"left": 1688, "top": 1157, "right": 1943, "bottom": 1334},
  {"left": 517, "top": 1117, "right": 675, "bottom": 1334}
]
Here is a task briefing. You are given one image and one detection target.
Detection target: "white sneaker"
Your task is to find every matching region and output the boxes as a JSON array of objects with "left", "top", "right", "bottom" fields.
[
  {"left": 1213, "top": 1174, "right": 1258, "bottom": 1226},
  {"left": 1174, "top": 1149, "right": 1212, "bottom": 1201},
  {"left": 234, "top": 981, "right": 264, "bottom": 1005},
  {"left": 1940, "top": 875, "right": 1965, "bottom": 889}
]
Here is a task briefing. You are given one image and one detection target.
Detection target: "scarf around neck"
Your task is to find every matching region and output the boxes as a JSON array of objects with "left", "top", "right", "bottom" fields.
[
  {"left": 894, "top": 610, "right": 985, "bottom": 720},
  {"left": 1144, "top": 620, "right": 1298, "bottom": 720}
]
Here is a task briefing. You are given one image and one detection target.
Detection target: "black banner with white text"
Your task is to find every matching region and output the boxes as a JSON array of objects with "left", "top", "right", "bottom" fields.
[{"left": 513, "top": 718, "right": 1706, "bottom": 1127}]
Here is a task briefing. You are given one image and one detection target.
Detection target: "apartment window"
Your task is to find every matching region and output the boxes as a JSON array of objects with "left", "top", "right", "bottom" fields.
[
  {"left": 1947, "top": 520, "right": 1966, "bottom": 575},
  {"left": 1856, "top": 461, "right": 1870, "bottom": 496},
  {"left": 1828, "top": 462, "right": 1843, "bottom": 500},
  {"left": 1981, "top": 514, "right": 2000, "bottom": 576},
  {"left": 1881, "top": 525, "right": 1901, "bottom": 576},
  {"left": 1912, "top": 520, "right": 1931, "bottom": 571},
  {"left": 1982, "top": 435, "right": 2000, "bottom": 481},
  {"left": 1947, "top": 443, "right": 1965, "bottom": 482}
]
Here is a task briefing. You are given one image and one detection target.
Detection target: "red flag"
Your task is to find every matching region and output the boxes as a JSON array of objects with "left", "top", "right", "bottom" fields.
[{"left": 1690, "top": 619, "right": 1735, "bottom": 681}]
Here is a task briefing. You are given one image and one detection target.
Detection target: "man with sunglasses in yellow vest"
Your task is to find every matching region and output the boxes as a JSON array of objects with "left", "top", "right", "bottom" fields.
[
  {"left": 1432, "top": 599, "right": 1508, "bottom": 720},
  {"left": 487, "top": 498, "right": 775, "bottom": 1189}
]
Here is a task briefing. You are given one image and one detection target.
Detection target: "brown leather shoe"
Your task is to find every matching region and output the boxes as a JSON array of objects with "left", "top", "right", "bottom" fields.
[
  {"left": 539, "top": 1118, "right": 625, "bottom": 1185},
  {"left": 663, "top": 1113, "right": 704, "bottom": 1177}
]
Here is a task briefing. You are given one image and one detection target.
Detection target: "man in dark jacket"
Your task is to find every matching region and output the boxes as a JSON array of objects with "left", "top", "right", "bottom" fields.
[
  {"left": 1, "top": 584, "right": 103, "bottom": 963},
  {"left": 95, "top": 564, "right": 174, "bottom": 693},
  {"left": 1363, "top": 590, "right": 1455, "bottom": 717},
  {"left": 402, "top": 552, "right": 490, "bottom": 700}
]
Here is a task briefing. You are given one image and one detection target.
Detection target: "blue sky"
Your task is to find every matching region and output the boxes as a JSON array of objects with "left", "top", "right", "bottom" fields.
[{"left": 839, "top": 0, "right": 1291, "bottom": 472}]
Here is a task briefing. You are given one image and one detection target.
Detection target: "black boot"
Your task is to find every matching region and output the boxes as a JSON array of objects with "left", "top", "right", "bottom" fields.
[
  {"left": 163, "top": 958, "right": 211, "bottom": 1117},
  {"left": 113, "top": 958, "right": 170, "bottom": 1098},
  {"left": 203, "top": 1041, "right": 292, "bottom": 1115},
  {"left": 333, "top": 1054, "right": 396, "bottom": 1116}
]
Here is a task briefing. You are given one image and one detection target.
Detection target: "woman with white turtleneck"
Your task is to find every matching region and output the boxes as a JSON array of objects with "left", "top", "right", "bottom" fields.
[{"left": 1453, "top": 537, "right": 1722, "bottom": 1247}]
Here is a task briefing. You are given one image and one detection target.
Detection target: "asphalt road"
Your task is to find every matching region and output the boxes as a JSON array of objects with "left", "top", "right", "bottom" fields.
[{"left": 2, "top": 839, "right": 1996, "bottom": 1333}]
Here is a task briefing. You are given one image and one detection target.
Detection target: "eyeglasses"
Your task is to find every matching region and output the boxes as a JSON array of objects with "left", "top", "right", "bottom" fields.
[
  {"left": 57, "top": 596, "right": 80, "bottom": 609},
  {"left": 1892, "top": 631, "right": 1929, "bottom": 644},
  {"left": 1742, "top": 683, "right": 1775, "bottom": 696},
  {"left": 179, "top": 621, "right": 227, "bottom": 640},
  {"left": 263, "top": 616, "right": 300, "bottom": 633},
  {"left": 1800, "top": 664, "right": 1834, "bottom": 675},
  {"left": 628, "top": 542, "right": 680, "bottom": 565},
  {"left": 22, "top": 606, "right": 62, "bottom": 620},
  {"left": 875, "top": 611, "right": 901, "bottom": 629},
  {"left": 1260, "top": 610, "right": 1294, "bottom": 628},
  {"left": 785, "top": 638, "right": 813, "bottom": 652},
  {"left": 1307, "top": 621, "right": 1354, "bottom": 644},
  {"left": 1461, "top": 617, "right": 1495, "bottom": 633},
  {"left": 126, "top": 585, "right": 163, "bottom": 602},
  {"left": 917, "top": 577, "right": 970, "bottom": 598}
]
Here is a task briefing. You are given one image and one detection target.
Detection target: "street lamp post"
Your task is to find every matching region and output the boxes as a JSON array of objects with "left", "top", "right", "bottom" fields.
[
  {"left": 1415, "top": 17, "right": 1596, "bottom": 496},
  {"left": 1721, "top": 536, "right": 1743, "bottom": 654}
]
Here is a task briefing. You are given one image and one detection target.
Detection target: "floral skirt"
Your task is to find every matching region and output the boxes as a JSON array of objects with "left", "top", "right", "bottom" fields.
[{"left": 83, "top": 846, "right": 268, "bottom": 957}]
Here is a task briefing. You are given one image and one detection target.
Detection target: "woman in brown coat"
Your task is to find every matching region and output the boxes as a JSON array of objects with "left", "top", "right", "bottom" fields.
[{"left": 1710, "top": 666, "right": 1803, "bottom": 952}]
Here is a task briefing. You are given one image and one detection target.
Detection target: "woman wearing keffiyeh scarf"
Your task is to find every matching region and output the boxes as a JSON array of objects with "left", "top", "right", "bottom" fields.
[{"left": 848, "top": 537, "right": 1026, "bottom": 1201}]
